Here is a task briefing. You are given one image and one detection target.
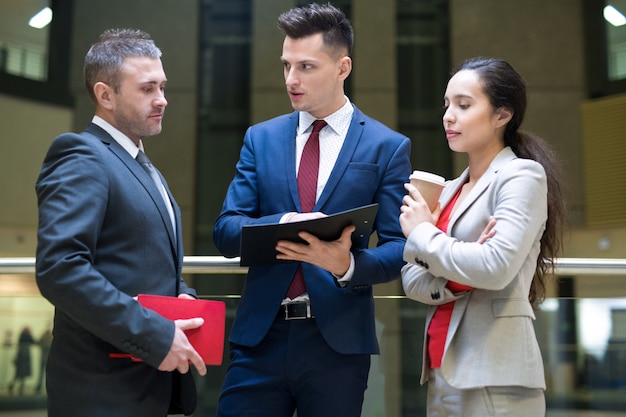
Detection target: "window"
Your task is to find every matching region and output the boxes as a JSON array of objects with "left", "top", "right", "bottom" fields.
[
  {"left": 0, "top": 0, "right": 72, "bottom": 106},
  {"left": 604, "top": 2, "right": 626, "bottom": 81}
]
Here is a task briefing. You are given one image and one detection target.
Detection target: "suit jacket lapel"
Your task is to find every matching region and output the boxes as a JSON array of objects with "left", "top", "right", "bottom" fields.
[
  {"left": 439, "top": 170, "right": 468, "bottom": 211},
  {"left": 85, "top": 124, "right": 179, "bottom": 254},
  {"left": 315, "top": 105, "right": 364, "bottom": 210},
  {"left": 447, "top": 147, "right": 517, "bottom": 232},
  {"left": 284, "top": 113, "right": 302, "bottom": 210}
]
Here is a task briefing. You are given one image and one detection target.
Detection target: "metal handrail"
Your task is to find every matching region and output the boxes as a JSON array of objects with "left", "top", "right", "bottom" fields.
[
  {"left": 1, "top": 256, "right": 625, "bottom": 275},
  {"left": 0, "top": 256, "right": 244, "bottom": 275}
]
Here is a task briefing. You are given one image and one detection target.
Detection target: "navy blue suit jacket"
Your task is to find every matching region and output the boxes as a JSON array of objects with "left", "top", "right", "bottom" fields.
[
  {"left": 214, "top": 105, "right": 411, "bottom": 354},
  {"left": 36, "top": 123, "right": 196, "bottom": 417}
]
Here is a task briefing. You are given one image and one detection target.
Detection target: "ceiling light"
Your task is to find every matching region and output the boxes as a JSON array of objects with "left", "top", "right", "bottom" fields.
[
  {"left": 604, "top": 5, "right": 626, "bottom": 27},
  {"left": 28, "top": 6, "right": 53, "bottom": 29}
]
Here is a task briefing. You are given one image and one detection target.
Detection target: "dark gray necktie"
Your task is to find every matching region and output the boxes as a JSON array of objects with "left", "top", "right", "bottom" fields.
[{"left": 136, "top": 150, "right": 176, "bottom": 234}]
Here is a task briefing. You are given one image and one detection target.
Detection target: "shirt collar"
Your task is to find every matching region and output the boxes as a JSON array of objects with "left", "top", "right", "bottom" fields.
[
  {"left": 92, "top": 115, "right": 144, "bottom": 158},
  {"left": 297, "top": 96, "right": 354, "bottom": 136}
]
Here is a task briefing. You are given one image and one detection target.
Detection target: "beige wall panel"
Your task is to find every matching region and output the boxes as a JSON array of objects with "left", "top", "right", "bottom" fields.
[
  {"left": 526, "top": 90, "right": 586, "bottom": 226},
  {"left": 251, "top": 0, "right": 294, "bottom": 124},
  {"left": 580, "top": 93, "right": 626, "bottom": 227},
  {"left": 251, "top": 90, "right": 293, "bottom": 124},
  {"left": 0, "top": 94, "right": 73, "bottom": 256},
  {"left": 449, "top": 0, "right": 584, "bottom": 87},
  {"left": 352, "top": 0, "right": 397, "bottom": 128},
  {"left": 352, "top": 0, "right": 397, "bottom": 90},
  {"left": 0, "top": 94, "right": 73, "bottom": 226},
  {"left": 564, "top": 227, "right": 626, "bottom": 259}
]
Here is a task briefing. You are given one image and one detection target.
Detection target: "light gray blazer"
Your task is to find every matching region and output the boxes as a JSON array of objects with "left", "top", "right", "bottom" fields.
[{"left": 402, "top": 147, "right": 548, "bottom": 389}]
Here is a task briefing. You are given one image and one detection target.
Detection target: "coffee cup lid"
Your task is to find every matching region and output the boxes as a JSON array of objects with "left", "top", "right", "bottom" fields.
[{"left": 410, "top": 170, "right": 445, "bottom": 185}]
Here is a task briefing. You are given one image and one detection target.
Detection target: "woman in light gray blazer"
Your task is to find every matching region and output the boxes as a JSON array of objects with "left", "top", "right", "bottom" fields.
[{"left": 400, "top": 58, "right": 566, "bottom": 417}]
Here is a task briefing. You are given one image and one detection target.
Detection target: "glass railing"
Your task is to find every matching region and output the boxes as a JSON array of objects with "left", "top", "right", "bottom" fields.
[{"left": 1, "top": 257, "right": 625, "bottom": 417}]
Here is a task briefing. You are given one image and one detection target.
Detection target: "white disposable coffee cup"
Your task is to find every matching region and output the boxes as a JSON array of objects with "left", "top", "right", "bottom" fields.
[{"left": 409, "top": 170, "right": 445, "bottom": 211}]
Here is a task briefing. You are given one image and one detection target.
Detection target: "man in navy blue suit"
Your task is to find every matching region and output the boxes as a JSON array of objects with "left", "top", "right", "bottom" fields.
[
  {"left": 213, "top": 4, "right": 412, "bottom": 417},
  {"left": 35, "top": 28, "right": 206, "bottom": 417}
]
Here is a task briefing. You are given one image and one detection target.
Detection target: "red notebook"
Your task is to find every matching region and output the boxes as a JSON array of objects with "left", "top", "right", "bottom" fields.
[{"left": 137, "top": 294, "right": 226, "bottom": 365}]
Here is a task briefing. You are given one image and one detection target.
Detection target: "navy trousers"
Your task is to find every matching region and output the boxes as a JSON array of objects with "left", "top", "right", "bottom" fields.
[{"left": 217, "top": 316, "right": 371, "bottom": 417}]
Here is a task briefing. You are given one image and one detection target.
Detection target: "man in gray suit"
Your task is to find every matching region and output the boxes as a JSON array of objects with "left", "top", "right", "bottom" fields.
[{"left": 35, "top": 28, "right": 206, "bottom": 417}]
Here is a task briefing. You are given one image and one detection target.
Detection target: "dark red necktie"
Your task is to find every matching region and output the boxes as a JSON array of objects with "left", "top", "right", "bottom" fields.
[{"left": 286, "top": 119, "right": 327, "bottom": 299}]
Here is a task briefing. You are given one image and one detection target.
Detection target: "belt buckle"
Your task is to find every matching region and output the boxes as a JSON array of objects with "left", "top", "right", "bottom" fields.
[{"left": 284, "top": 302, "right": 314, "bottom": 320}]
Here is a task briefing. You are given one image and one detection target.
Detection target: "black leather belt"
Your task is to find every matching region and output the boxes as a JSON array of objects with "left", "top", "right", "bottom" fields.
[{"left": 278, "top": 302, "right": 315, "bottom": 320}]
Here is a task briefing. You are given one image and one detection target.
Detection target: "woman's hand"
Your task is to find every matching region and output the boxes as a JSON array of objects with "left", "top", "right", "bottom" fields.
[
  {"left": 399, "top": 183, "right": 440, "bottom": 238},
  {"left": 478, "top": 216, "right": 496, "bottom": 243}
]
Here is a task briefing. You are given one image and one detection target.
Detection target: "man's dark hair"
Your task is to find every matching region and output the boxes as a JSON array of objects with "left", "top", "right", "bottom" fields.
[{"left": 277, "top": 3, "right": 353, "bottom": 58}]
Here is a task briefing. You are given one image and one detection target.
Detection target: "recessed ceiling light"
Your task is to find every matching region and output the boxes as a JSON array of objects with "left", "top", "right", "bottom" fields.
[
  {"left": 604, "top": 5, "right": 626, "bottom": 27},
  {"left": 28, "top": 6, "right": 53, "bottom": 29}
]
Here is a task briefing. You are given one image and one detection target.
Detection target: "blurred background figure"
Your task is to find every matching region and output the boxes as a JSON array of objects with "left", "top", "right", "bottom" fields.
[
  {"left": 35, "top": 326, "right": 52, "bottom": 395},
  {"left": 8, "top": 326, "right": 35, "bottom": 396},
  {"left": 1, "top": 330, "right": 14, "bottom": 389}
]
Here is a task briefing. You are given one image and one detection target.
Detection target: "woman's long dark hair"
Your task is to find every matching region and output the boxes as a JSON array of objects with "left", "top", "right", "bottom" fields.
[{"left": 453, "top": 57, "right": 567, "bottom": 307}]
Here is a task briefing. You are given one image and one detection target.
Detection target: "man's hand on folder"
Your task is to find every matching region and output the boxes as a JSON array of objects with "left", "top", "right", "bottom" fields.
[
  {"left": 276, "top": 224, "right": 356, "bottom": 276},
  {"left": 177, "top": 293, "right": 196, "bottom": 300},
  {"left": 158, "top": 318, "right": 207, "bottom": 376}
]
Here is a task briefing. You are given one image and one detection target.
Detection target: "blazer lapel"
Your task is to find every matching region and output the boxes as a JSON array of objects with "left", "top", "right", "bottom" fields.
[
  {"left": 439, "top": 170, "right": 469, "bottom": 211},
  {"left": 86, "top": 124, "right": 178, "bottom": 253},
  {"left": 447, "top": 147, "right": 517, "bottom": 231},
  {"left": 284, "top": 113, "right": 302, "bottom": 211},
  {"left": 315, "top": 105, "right": 364, "bottom": 210}
]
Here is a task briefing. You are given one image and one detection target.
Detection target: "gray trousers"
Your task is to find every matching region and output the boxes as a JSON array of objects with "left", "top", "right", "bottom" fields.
[{"left": 427, "top": 369, "right": 545, "bottom": 417}]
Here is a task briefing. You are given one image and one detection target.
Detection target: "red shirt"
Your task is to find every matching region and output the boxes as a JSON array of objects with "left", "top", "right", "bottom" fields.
[{"left": 426, "top": 186, "right": 472, "bottom": 368}]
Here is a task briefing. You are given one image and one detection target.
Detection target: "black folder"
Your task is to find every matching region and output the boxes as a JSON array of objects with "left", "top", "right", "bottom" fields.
[{"left": 239, "top": 203, "right": 379, "bottom": 266}]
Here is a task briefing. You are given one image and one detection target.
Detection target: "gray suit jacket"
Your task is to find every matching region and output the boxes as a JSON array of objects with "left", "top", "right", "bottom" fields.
[
  {"left": 402, "top": 147, "right": 547, "bottom": 389},
  {"left": 36, "top": 123, "right": 196, "bottom": 416}
]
